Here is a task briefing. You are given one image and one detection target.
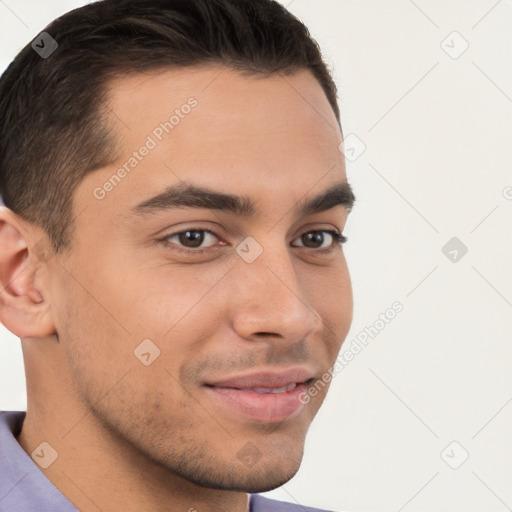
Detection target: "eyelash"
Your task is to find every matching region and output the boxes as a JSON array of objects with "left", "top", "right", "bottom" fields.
[{"left": 161, "top": 228, "right": 347, "bottom": 256}]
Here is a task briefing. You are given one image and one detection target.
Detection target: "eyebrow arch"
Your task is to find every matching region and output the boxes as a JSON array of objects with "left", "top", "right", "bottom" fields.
[{"left": 132, "top": 180, "right": 355, "bottom": 218}]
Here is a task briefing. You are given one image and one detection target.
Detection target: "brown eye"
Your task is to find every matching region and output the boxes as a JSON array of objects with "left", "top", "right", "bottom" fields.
[
  {"left": 176, "top": 230, "right": 207, "bottom": 248},
  {"left": 162, "top": 228, "right": 346, "bottom": 256},
  {"left": 164, "top": 229, "right": 220, "bottom": 252},
  {"left": 292, "top": 230, "right": 347, "bottom": 250}
]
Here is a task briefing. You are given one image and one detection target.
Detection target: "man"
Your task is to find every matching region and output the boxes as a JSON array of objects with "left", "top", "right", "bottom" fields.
[{"left": 0, "top": 0, "right": 355, "bottom": 510}]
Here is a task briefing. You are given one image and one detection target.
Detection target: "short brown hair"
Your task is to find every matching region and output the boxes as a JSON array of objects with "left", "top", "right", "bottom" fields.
[{"left": 0, "top": 0, "right": 341, "bottom": 252}]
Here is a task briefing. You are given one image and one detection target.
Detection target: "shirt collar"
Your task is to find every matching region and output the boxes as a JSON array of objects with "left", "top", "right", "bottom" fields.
[{"left": 0, "top": 410, "right": 79, "bottom": 511}]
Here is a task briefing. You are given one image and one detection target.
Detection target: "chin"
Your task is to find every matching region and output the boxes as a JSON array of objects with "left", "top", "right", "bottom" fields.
[
  {"left": 244, "top": 465, "right": 302, "bottom": 493},
  {"left": 152, "top": 434, "right": 306, "bottom": 493},
  {"left": 194, "top": 457, "right": 303, "bottom": 493}
]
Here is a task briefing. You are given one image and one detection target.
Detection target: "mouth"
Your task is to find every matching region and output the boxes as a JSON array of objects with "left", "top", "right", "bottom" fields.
[
  {"left": 203, "top": 369, "right": 316, "bottom": 423},
  {"left": 234, "top": 381, "right": 308, "bottom": 394},
  {"left": 206, "top": 378, "right": 314, "bottom": 394}
]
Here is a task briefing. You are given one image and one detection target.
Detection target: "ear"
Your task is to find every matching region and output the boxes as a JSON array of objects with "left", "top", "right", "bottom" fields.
[{"left": 0, "top": 207, "right": 56, "bottom": 338}]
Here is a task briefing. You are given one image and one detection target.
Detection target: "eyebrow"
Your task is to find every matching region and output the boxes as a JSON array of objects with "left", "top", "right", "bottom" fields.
[{"left": 132, "top": 180, "right": 355, "bottom": 218}]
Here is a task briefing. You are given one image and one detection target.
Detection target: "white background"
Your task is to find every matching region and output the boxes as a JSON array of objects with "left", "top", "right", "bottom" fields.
[{"left": 1, "top": 1, "right": 511, "bottom": 511}]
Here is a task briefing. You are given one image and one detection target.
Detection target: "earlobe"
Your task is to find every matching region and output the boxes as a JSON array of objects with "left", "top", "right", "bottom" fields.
[{"left": 0, "top": 207, "right": 56, "bottom": 338}]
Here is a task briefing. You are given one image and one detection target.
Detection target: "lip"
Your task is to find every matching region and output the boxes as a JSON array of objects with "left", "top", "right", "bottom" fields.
[
  {"left": 205, "top": 368, "right": 315, "bottom": 389},
  {"left": 203, "top": 368, "right": 315, "bottom": 423}
]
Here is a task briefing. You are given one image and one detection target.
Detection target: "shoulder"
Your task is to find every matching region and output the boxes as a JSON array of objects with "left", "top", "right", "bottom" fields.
[{"left": 250, "top": 494, "right": 336, "bottom": 512}]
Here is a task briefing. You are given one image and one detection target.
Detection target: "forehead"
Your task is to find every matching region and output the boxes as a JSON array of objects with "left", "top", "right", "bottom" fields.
[
  {"left": 76, "top": 66, "right": 347, "bottom": 223},
  {"left": 104, "top": 65, "right": 342, "bottom": 159}
]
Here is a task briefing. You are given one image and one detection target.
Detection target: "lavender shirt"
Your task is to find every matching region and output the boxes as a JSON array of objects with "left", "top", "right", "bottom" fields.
[{"left": 0, "top": 411, "right": 333, "bottom": 512}]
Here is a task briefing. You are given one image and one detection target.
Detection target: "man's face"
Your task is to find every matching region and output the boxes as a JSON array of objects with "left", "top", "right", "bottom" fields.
[{"left": 47, "top": 66, "right": 353, "bottom": 492}]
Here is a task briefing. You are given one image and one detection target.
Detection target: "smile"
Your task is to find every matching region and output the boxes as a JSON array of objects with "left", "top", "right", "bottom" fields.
[{"left": 203, "top": 368, "right": 316, "bottom": 423}]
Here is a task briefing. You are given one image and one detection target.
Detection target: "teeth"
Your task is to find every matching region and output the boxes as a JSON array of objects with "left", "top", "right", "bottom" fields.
[{"left": 241, "top": 383, "right": 297, "bottom": 394}]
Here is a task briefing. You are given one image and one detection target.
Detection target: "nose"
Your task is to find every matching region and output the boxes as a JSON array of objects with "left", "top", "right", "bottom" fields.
[{"left": 227, "top": 243, "right": 324, "bottom": 345}]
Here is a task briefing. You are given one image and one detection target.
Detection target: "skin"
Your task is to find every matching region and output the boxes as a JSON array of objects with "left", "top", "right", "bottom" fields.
[{"left": 0, "top": 66, "right": 353, "bottom": 512}]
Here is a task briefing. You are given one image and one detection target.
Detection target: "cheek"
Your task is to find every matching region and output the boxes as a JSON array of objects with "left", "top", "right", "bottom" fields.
[
  {"left": 96, "top": 251, "right": 229, "bottom": 339},
  {"left": 54, "top": 247, "right": 225, "bottom": 377},
  {"left": 50, "top": 260, "right": 140, "bottom": 402},
  {"left": 308, "top": 260, "right": 353, "bottom": 356},
  {"left": 59, "top": 288, "right": 133, "bottom": 401}
]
